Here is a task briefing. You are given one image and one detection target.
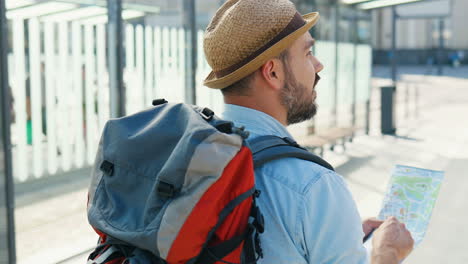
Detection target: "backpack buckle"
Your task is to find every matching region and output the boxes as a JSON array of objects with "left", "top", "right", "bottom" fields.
[
  {"left": 152, "top": 98, "right": 168, "bottom": 106},
  {"left": 200, "top": 108, "right": 214, "bottom": 121},
  {"left": 157, "top": 181, "right": 176, "bottom": 198},
  {"left": 214, "top": 121, "right": 233, "bottom": 134},
  {"left": 100, "top": 160, "right": 114, "bottom": 176},
  {"left": 232, "top": 126, "right": 250, "bottom": 139}
]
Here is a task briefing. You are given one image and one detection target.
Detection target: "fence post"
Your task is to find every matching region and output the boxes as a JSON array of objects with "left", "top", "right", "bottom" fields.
[
  {"left": 108, "top": 0, "right": 125, "bottom": 117},
  {"left": 183, "top": 0, "right": 197, "bottom": 105},
  {"left": 0, "top": 0, "right": 17, "bottom": 262}
]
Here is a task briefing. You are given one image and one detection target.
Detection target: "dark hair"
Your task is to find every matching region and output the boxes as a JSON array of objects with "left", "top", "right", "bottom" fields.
[
  {"left": 221, "top": 71, "right": 257, "bottom": 96},
  {"left": 221, "top": 49, "right": 289, "bottom": 96}
]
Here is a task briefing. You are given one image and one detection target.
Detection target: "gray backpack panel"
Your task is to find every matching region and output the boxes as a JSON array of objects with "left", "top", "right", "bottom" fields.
[{"left": 87, "top": 103, "right": 243, "bottom": 257}]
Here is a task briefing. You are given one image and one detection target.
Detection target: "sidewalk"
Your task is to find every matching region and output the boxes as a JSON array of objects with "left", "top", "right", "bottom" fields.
[
  {"left": 14, "top": 169, "right": 95, "bottom": 264},
  {"left": 14, "top": 66, "right": 468, "bottom": 263},
  {"left": 332, "top": 66, "right": 468, "bottom": 262}
]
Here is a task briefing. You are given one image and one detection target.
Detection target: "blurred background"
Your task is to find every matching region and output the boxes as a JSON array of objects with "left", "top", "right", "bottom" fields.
[{"left": 0, "top": 0, "right": 467, "bottom": 263}]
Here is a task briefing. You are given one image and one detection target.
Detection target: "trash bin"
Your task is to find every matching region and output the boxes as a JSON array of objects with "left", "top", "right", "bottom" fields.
[{"left": 381, "top": 86, "right": 396, "bottom": 135}]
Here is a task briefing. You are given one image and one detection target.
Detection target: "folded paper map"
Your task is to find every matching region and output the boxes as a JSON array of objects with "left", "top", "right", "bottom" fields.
[{"left": 378, "top": 165, "right": 444, "bottom": 246}]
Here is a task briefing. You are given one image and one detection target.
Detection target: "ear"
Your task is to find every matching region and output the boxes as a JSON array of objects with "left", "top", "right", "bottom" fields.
[{"left": 259, "top": 58, "right": 284, "bottom": 91}]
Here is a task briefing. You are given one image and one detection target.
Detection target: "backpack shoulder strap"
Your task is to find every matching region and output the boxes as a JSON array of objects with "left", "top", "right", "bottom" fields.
[{"left": 248, "top": 135, "right": 334, "bottom": 171}]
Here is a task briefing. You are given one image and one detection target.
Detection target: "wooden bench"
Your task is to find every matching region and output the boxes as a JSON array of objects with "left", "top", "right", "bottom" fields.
[
  {"left": 317, "top": 126, "right": 358, "bottom": 150},
  {"left": 297, "top": 135, "right": 329, "bottom": 156},
  {"left": 297, "top": 126, "right": 359, "bottom": 155}
]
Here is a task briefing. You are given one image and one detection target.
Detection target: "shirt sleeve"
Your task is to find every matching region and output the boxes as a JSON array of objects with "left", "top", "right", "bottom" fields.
[{"left": 300, "top": 170, "right": 368, "bottom": 264}]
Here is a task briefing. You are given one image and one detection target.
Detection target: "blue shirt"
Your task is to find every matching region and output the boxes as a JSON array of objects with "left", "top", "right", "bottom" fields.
[{"left": 222, "top": 104, "right": 368, "bottom": 264}]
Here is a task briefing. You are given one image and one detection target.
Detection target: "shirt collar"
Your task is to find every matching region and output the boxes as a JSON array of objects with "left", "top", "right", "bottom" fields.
[{"left": 221, "top": 104, "right": 293, "bottom": 138}]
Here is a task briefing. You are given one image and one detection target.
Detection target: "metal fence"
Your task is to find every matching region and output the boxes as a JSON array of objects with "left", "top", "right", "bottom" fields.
[
  {"left": 7, "top": 22, "right": 371, "bottom": 182},
  {"left": 6, "top": 20, "right": 223, "bottom": 182}
]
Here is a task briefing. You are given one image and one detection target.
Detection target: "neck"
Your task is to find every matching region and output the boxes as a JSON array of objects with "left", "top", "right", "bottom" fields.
[{"left": 224, "top": 95, "right": 288, "bottom": 126}]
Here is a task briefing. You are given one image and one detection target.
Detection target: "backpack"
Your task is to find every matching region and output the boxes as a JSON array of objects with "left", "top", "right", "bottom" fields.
[{"left": 86, "top": 100, "right": 334, "bottom": 264}]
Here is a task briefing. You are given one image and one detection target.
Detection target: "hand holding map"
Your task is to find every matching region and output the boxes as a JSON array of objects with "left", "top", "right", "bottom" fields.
[{"left": 378, "top": 165, "right": 444, "bottom": 246}]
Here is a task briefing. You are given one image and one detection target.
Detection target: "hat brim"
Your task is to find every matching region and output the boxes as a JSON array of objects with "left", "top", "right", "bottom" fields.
[{"left": 204, "top": 12, "right": 320, "bottom": 89}]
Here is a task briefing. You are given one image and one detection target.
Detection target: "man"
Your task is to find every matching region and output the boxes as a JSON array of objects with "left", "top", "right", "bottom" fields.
[{"left": 202, "top": 0, "right": 414, "bottom": 263}]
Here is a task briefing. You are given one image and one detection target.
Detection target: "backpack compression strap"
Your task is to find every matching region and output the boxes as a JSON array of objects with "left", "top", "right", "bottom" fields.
[{"left": 248, "top": 135, "right": 335, "bottom": 171}]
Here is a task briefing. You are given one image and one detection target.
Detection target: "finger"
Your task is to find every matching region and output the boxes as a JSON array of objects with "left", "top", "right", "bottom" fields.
[
  {"left": 365, "top": 219, "right": 384, "bottom": 229},
  {"left": 403, "top": 226, "right": 412, "bottom": 236},
  {"left": 384, "top": 217, "right": 398, "bottom": 226},
  {"left": 387, "top": 216, "right": 400, "bottom": 224},
  {"left": 364, "top": 217, "right": 384, "bottom": 224}
]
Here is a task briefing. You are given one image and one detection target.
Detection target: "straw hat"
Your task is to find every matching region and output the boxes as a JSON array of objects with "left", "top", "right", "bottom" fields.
[{"left": 203, "top": 0, "right": 319, "bottom": 89}]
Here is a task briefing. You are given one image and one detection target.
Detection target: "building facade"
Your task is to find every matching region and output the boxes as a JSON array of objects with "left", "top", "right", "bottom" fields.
[{"left": 371, "top": 0, "right": 468, "bottom": 64}]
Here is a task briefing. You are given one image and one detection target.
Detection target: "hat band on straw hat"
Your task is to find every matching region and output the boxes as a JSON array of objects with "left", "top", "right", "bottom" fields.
[{"left": 214, "top": 12, "right": 306, "bottom": 78}]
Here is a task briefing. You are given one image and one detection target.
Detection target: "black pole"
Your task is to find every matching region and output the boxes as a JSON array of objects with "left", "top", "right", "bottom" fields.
[
  {"left": 183, "top": 0, "right": 197, "bottom": 105},
  {"left": 391, "top": 6, "right": 397, "bottom": 84},
  {"left": 0, "top": 0, "right": 16, "bottom": 262},
  {"left": 438, "top": 19, "right": 444, "bottom": 76},
  {"left": 107, "top": 0, "right": 125, "bottom": 117}
]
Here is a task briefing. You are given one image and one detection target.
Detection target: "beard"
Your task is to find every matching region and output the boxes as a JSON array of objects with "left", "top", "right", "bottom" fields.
[{"left": 280, "top": 70, "right": 319, "bottom": 125}]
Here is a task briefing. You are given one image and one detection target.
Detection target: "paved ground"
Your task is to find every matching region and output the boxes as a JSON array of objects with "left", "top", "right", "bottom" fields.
[
  {"left": 13, "top": 66, "right": 468, "bottom": 263},
  {"left": 336, "top": 66, "right": 468, "bottom": 263}
]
